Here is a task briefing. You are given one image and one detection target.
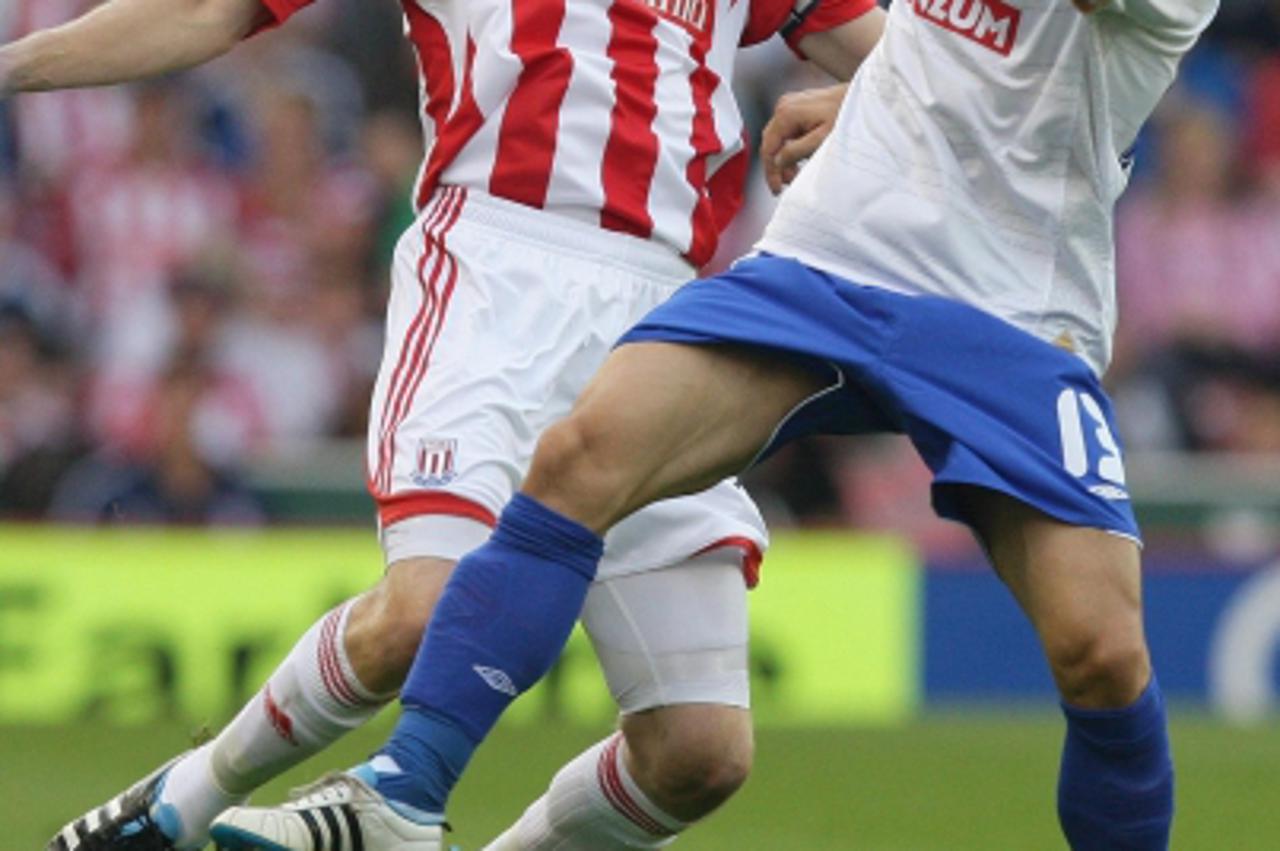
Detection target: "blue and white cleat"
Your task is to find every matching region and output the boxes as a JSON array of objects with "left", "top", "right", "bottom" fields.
[
  {"left": 47, "top": 754, "right": 185, "bottom": 851},
  {"left": 210, "top": 771, "right": 446, "bottom": 851}
]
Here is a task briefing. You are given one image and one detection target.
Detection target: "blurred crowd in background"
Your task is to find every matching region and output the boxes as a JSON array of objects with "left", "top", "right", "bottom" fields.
[{"left": 1, "top": 0, "right": 1278, "bottom": 544}]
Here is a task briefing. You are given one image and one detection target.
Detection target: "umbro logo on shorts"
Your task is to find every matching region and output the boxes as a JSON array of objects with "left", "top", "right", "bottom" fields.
[
  {"left": 1089, "top": 484, "right": 1130, "bottom": 502},
  {"left": 909, "top": 0, "right": 1021, "bottom": 57}
]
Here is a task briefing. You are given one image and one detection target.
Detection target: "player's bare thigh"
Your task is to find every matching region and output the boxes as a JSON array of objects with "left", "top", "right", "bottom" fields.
[
  {"left": 526, "top": 342, "right": 829, "bottom": 533},
  {"left": 959, "top": 487, "right": 1151, "bottom": 708}
]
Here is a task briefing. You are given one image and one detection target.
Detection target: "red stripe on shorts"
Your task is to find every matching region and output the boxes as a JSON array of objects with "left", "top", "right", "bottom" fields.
[
  {"left": 380, "top": 189, "right": 468, "bottom": 493},
  {"left": 372, "top": 190, "right": 457, "bottom": 493},
  {"left": 374, "top": 188, "right": 467, "bottom": 494},
  {"left": 377, "top": 188, "right": 459, "bottom": 492}
]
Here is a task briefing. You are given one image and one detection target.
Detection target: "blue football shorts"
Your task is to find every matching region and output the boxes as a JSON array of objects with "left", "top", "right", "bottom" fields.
[{"left": 619, "top": 253, "right": 1140, "bottom": 542}]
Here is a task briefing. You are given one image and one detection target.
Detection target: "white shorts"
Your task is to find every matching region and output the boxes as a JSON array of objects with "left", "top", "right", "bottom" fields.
[
  {"left": 365, "top": 187, "right": 764, "bottom": 710},
  {"left": 368, "top": 186, "right": 767, "bottom": 581}
]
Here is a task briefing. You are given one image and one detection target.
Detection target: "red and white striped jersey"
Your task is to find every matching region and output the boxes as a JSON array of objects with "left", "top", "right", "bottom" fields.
[{"left": 258, "top": 0, "right": 872, "bottom": 267}]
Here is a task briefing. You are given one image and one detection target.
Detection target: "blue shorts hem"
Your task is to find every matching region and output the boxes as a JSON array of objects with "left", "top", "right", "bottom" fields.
[
  {"left": 620, "top": 255, "right": 1141, "bottom": 540},
  {"left": 931, "top": 478, "right": 1143, "bottom": 545}
]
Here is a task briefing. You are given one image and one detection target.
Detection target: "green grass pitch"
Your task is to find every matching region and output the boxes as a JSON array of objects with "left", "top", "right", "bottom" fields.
[{"left": 7, "top": 713, "right": 1279, "bottom": 849}]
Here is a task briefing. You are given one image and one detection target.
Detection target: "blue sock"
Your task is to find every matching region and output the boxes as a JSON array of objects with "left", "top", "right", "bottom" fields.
[
  {"left": 371, "top": 493, "right": 603, "bottom": 814},
  {"left": 1058, "top": 677, "right": 1174, "bottom": 850}
]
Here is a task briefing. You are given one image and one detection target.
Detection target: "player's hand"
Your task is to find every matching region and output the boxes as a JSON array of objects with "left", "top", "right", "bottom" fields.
[{"left": 761, "top": 84, "right": 847, "bottom": 195}]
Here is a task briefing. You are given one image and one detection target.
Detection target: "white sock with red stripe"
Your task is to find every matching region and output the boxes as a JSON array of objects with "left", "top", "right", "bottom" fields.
[
  {"left": 485, "top": 734, "right": 686, "bottom": 850},
  {"left": 153, "top": 601, "right": 393, "bottom": 847}
]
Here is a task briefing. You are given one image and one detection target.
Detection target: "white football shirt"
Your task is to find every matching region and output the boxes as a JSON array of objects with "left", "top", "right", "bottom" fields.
[{"left": 759, "top": 0, "right": 1218, "bottom": 374}]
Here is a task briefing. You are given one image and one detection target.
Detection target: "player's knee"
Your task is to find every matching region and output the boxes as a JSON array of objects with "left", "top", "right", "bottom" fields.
[
  {"left": 1045, "top": 623, "right": 1150, "bottom": 709},
  {"left": 649, "top": 729, "right": 752, "bottom": 816},
  {"left": 628, "top": 716, "right": 754, "bottom": 819},
  {"left": 530, "top": 415, "right": 599, "bottom": 485},
  {"left": 527, "top": 415, "right": 628, "bottom": 513}
]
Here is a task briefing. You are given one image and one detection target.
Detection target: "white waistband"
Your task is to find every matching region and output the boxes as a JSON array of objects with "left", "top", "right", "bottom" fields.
[{"left": 426, "top": 187, "right": 699, "bottom": 284}]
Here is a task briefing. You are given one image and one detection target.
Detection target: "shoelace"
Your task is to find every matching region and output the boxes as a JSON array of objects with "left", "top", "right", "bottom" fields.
[
  {"left": 285, "top": 770, "right": 454, "bottom": 833},
  {"left": 285, "top": 772, "right": 370, "bottom": 810}
]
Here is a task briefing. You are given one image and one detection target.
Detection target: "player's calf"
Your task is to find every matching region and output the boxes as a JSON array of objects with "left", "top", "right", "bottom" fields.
[
  {"left": 484, "top": 718, "right": 751, "bottom": 851},
  {"left": 484, "top": 554, "right": 757, "bottom": 849},
  {"left": 47, "top": 585, "right": 417, "bottom": 851},
  {"left": 345, "top": 557, "right": 455, "bottom": 695},
  {"left": 966, "top": 494, "right": 1173, "bottom": 848},
  {"left": 1038, "top": 602, "right": 1172, "bottom": 850},
  {"left": 1057, "top": 675, "right": 1173, "bottom": 851}
]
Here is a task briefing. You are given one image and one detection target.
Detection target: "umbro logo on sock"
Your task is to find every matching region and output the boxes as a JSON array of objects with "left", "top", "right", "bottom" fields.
[{"left": 472, "top": 665, "right": 519, "bottom": 696}]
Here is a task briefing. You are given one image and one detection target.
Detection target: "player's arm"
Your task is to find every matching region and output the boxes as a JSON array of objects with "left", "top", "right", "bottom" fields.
[
  {"left": 794, "top": 6, "right": 886, "bottom": 83},
  {"left": 744, "top": 0, "right": 885, "bottom": 83},
  {"left": 0, "top": 0, "right": 271, "bottom": 95},
  {"left": 750, "top": 0, "right": 883, "bottom": 192}
]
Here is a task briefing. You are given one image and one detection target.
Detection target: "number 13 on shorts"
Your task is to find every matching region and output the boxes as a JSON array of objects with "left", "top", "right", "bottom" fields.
[{"left": 1057, "top": 388, "right": 1128, "bottom": 500}]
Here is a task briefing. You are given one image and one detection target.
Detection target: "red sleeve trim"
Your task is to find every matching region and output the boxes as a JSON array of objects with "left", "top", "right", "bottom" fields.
[
  {"left": 248, "top": 0, "right": 314, "bottom": 36},
  {"left": 784, "top": 0, "right": 878, "bottom": 54},
  {"left": 741, "top": 0, "right": 793, "bottom": 47},
  {"left": 375, "top": 490, "right": 499, "bottom": 530}
]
